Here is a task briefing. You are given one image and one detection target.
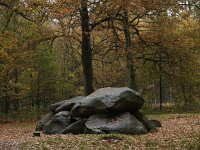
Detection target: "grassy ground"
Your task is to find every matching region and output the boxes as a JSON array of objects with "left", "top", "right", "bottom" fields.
[{"left": 0, "top": 113, "right": 199, "bottom": 150}]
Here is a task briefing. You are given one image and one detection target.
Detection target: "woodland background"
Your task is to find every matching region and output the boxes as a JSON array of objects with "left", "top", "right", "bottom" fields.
[{"left": 0, "top": 0, "right": 200, "bottom": 117}]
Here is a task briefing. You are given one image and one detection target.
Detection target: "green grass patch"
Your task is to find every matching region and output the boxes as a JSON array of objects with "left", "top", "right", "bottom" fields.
[
  {"left": 0, "top": 108, "right": 48, "bottom": 123},
  {"left": 141, "top": 102, "right": 200, "bottom": 115}
]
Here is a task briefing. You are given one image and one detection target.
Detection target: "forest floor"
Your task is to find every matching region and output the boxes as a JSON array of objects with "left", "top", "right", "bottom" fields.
[{"left": 0, "top": 113, "right": 200, "bottom": 150}]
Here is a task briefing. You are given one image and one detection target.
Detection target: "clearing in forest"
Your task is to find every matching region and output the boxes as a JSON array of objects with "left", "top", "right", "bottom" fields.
[{"left": 0, "top": 113, "right": 199, "bottom": 150}]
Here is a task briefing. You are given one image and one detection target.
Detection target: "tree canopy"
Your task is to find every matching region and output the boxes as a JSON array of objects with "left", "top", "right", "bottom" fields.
[{"left": 0, "top": 0, "right": 199, "bottom": 112}]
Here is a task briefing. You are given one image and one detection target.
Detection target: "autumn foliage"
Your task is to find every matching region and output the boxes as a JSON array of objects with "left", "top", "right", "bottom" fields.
[{"left": 0, "top": 0, "right": 199, "bottom": 113}]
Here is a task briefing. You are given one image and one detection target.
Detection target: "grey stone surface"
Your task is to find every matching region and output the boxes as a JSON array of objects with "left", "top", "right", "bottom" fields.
[
  {"left": 134, "top": 111, "right": 157, "bottom": 132},
  {"left": 50, "top": 101, "right": 66, "bottom": 112},
  {"left": 36, "top": 113, "right": 54, "bottom": 131},
  {"left": 84, "top": 112, "right": 147, "bottom": 134},
  {"left": 44, "top": 111, "right": 71, "bottom": 134},
  {"left": 150, "top": 120, "right": 162, "bottom": 128},
  {"left": 62, "top": 119, "right": 86, "bottom": 134},
  {"left": 33, "top": 131, "right": 41, "bottom": 137},
  {"left": 55, "top": 96, "right": 84, "bottom": 113},
  {"left": 71, "top": 87, "right": 144, "bottom": 118},
  {"left": 36, "top": 87, "right": 158, "bottom": 135}
]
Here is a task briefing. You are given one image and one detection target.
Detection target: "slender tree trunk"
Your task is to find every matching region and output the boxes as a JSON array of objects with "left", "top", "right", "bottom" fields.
[
  {"left": 3, "top": 85, "right": 9, "bottom": 114},
  {"left": 181, "top": 80, "right": 188, "bottom": 110},
  {"left": 122, "top": 11, "right": 137, "bottom": 91},
  {"left": 3, "top": 93, "right": 9, "bottom": 114},
  {"left": 180, "top": 60, "right": 188, "bottom": 111},
  {"left": 169, "top": 86, "right": 172, "bottom": 103},
  {"left": 159, "top": 52, "right": 163, "bottom": 111},
  {"left": 13, "top": 69, "right": 19, "bottom": 111},
  {"left": 80, "top": 0, "right": 94, "bottom": 95},
  {"left": 159, "top": 66, "right": 163, "bottom": 111},
  {"left": 36, "top": 73, "right": 40, "bottom": 109},
  {"left": 3, "top": 73, "right": 9, "bottom": 114},
  {"left": 29, "top": 72, "right": 34, "bottom": 108}
]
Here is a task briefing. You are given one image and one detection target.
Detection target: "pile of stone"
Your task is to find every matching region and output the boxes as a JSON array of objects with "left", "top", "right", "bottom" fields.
[{"left": 35, "top": 87, "right": 161, "bottom": 135}]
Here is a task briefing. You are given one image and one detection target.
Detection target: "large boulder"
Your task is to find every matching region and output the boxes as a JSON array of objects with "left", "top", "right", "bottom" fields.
[
  {"left": 50, "top": 96, "right": 84, "bottom": 113},
  {"left": 134, "top": 111, "right": 157, "bottom": 132},
  {"left": 44, "top": 111, "right": 71, "bottom": 134},
  {"left": 71, "top": 87, "right": 144, "bottom": 118},
  {"left": 35, "top": 87, "right": 159, "bottom": 135},
  {"left": 84, "top": 112, "right": 147, "bottom": 134},
  {"left": 50, "top": 101, "right": 65, "bottom": 112},
  {"left": 62, "top": 119, "right": 86, "bottom": 134},
  {"left": 36, "top": 113, "right": 54, "bottom": 131},
  {"left": 55, "top": 96, "right": 84, "bottom": 113}
]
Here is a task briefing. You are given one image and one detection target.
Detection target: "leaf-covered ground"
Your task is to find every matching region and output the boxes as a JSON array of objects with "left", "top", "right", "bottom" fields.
[{"left": 0, "top": 113, "right": 200, "bottom": 150}]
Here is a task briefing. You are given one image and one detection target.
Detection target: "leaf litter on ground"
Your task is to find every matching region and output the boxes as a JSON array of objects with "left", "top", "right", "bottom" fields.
[{"left": 0, "top": 113, "right": 199, "bottom": 150}]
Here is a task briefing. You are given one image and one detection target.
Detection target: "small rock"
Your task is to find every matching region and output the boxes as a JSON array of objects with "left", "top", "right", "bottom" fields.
[
  {"left": 33, "top": 131, "right": 41, "bottom": 137},
  {"left": 150, "top": 120, "right": 162, "bottom": 127}
]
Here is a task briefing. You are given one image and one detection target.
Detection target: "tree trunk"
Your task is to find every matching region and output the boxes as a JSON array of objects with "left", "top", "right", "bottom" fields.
[
  {"left": 36, "top": 73, "right": 40, "bottom": 109},
  {"left": 122, "top": 11, "right": 137, "bottom": 91},
  {"left": 159, "top": 66, "right": 163, "bottom": 111},
  {"left": 3, "top": 84, "right": 9, "bottom": 114},
  {"left": 3, "top": 73, "right": 10, "bottom": 114},
  {"left": 3, "top": 94, "right": 9, "bottom": 114},
  {"left": 181, "top": 80, "right": 188, "bottom": 111},
  {"left": 13, "top": 69, "right": 19, "bottom": 111},
  {"left": 80, "top": 0, "right": 94, "bottom": 95},
  {"left": 159, "top": 52, "right": 163, "bottom": 111}
]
